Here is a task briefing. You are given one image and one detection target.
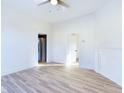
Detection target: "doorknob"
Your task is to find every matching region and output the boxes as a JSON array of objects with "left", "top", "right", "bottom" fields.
[{"left": 75, "top": 50, "right": 78, "bottom": 52}]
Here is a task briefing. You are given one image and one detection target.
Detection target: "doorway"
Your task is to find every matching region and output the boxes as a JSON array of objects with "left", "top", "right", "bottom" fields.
[
  {"left": 66, "top": 33, "right": 79, "bottom": 66},
  {"left": 38, "top": 34, "right": 47, "bottom": 64}
]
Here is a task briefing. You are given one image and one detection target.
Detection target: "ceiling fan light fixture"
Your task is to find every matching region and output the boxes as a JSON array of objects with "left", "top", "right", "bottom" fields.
[{"left": 50, "top": 0, "right": 58, "bottom": 5}]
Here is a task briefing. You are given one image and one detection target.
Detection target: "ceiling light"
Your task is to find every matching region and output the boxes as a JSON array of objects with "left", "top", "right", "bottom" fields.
[{"left": 50, "top": 0, "right": 58, "bottom": 5}]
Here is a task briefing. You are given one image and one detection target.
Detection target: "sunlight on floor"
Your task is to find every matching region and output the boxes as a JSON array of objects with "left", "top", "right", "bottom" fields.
[
  {"left": 37, "top": 62, "right": 65, "bottom": 67},
  {"left": 37, "top": 62, "right": 79, "bottom": 68}
]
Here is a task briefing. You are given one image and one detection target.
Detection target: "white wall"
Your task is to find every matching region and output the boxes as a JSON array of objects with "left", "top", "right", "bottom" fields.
[
  {"left": 1, "top": 1, "right": 52, "bottom": 75},
  {"left": 94, "top": 0, "right": 122, "bottom": 86},
  {"left": 51, "top": 0, "right": 122, "bottom": 86},
  {"left": 51, "top": 14, "right": 96, "bottom": 69}
]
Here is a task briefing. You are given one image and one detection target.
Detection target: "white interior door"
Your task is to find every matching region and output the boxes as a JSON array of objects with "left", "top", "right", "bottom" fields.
[{"left": 66, "top": 33, "right": 79, "bottom": 66}]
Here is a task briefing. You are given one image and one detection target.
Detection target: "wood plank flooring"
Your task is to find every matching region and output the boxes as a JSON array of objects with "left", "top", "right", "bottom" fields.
[{"left": 1, "top": 65, "right": 122, "bottom": 93}]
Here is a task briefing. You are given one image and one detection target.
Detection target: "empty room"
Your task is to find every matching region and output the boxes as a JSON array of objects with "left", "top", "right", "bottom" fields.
[{"left": 1, "top": 0, "right": 122, "bottom": 93}]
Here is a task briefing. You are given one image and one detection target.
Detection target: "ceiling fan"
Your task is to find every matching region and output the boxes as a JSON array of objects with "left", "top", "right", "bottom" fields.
[{"left": 37, "top": 0, "right": 69, "bottom": 8}]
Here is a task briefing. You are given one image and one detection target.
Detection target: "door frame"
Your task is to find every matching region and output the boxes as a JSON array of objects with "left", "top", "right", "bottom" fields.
[
  {"left": 38, "top": 34, "right": 47, "bottom": 63},
  {"left": 65, "top": 32, "right": 80, "bottom": 66}
]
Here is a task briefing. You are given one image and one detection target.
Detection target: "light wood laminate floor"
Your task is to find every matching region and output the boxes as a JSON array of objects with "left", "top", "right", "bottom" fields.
[{"left": 2, "top": 65, "right": 121, "bottom": 93}]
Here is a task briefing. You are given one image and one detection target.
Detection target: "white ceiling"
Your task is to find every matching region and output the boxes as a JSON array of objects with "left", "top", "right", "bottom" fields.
[{"left": 2, "top": 0, "right": 111, "bottom": 23}]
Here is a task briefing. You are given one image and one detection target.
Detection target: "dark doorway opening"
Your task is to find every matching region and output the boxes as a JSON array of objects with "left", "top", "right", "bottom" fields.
[{"left": 38, "top": 34, "right": 47, "bottom": 63}]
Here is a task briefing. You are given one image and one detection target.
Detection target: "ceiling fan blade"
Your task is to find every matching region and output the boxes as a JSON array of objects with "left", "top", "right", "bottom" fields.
[
  {"left": 38, "top": 0, "right": 49, "bottom": 6},
  {"left": 58, "top": 0, "right": 69, "bottom": 8}
]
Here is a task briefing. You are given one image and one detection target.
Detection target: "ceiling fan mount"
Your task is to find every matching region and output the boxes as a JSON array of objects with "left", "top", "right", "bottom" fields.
[{"left": 37, "top": 0, "right": 69, "bottom": 8}]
